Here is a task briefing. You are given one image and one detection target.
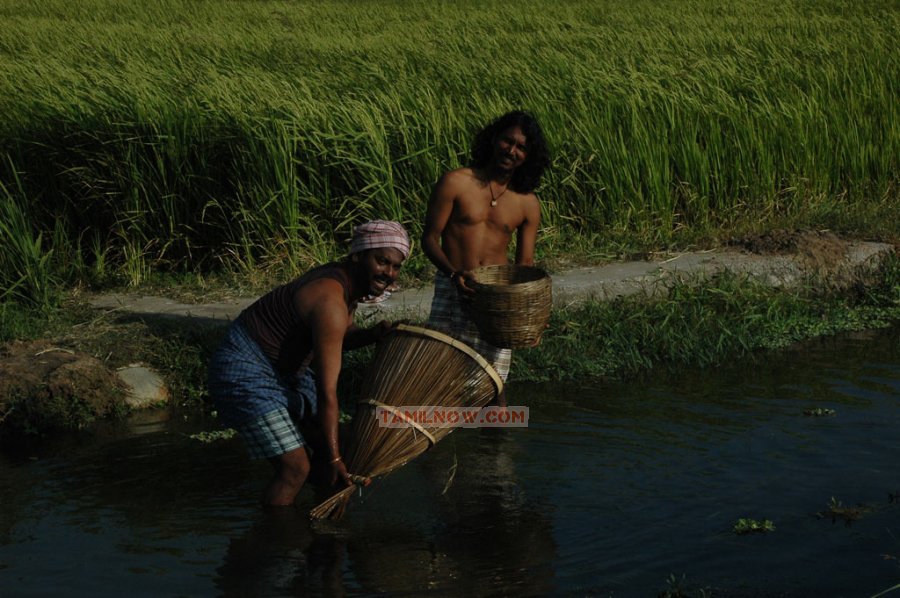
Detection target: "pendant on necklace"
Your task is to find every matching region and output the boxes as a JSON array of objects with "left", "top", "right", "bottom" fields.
[{"left": 489, "top": 181, "right": 502, "bottom": 207}]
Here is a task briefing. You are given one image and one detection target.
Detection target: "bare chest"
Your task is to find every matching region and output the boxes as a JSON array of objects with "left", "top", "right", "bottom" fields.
[{"left": 453, "top": 190, "right": 524, "bottom": 233}]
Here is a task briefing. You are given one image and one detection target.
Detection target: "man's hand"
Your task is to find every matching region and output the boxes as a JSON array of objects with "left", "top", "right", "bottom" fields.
[
  {"left": 329, "top": 458, "right": 353, "bottom": 488},
  {"left": 370, "top": 319, "right": 405, "bottom": 343},
  {"left": 328, "top": 458, "right": 371, "bottom": 489},
  {"left": 453, "top": 270, "right": 476, "bottom": 295}
]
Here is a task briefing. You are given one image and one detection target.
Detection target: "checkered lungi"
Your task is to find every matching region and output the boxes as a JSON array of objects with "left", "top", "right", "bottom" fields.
[
  {"left": 208, "top": 317, "right": 318, "bottom": 459},
  {"left": 427, "top": 274, "right": 511, "bottom": 381}
]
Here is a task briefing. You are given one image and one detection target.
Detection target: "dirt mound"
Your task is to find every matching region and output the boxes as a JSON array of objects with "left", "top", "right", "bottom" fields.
[
  {"left": 0, "top": 340, "right": 125, "bottom": 436},
  {"left": 729, "top": 229, "right": 860, "bottom": 282},
  {"left": 732, "top": 228, "right": 847, "bottom": 259}
]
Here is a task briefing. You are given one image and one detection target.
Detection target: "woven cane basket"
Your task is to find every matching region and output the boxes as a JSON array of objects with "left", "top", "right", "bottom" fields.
[
  {"left": 309, "top": 324, "right": 503, "bottom": 520},
  {"left": 468, "top": 264, "right": 552, "bottom": 349}
]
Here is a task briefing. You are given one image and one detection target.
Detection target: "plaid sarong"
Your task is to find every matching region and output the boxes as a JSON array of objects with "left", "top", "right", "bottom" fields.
[
  {"left": 208, "top": 318, "right": 318, "bottom": 458},
  {"left": 238, "top": 407, "right": 304, "bottom": 460},
  {"left": 427, "top": 274, "right": 511, "bottom": 381}
]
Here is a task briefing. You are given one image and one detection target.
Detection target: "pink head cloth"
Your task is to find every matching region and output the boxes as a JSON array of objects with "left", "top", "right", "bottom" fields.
[{"left": 349, "top": 220, "right": 411, "bottom": 259}]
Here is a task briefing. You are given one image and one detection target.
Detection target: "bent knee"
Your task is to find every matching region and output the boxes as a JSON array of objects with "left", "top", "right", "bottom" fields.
[{"left": 273, "top": 447, "right": 311, "bottom": 482}]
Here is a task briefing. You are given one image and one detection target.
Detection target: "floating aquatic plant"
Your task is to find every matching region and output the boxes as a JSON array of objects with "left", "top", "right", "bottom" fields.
[
  {"left": 803, "top": 407, "right": 837, "bottom": 417},
  {"left": 189, "top": 429, "right": 237, "bottom": 443},
  {"left": 818, "top": 496, "right": 874, "bottom": 526},
  {"left": 732, "top": 518, "right": 775, "bottom": 535}
]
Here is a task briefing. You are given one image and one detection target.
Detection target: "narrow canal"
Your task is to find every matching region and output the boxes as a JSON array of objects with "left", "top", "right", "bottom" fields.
[{"left": 1, "top": 326, "right": 898, "bottom": 596}]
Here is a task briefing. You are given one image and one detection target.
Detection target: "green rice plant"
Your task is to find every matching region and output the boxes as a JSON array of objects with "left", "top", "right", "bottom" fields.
[
  {"left": 0, "top": 0, "right": 896, "bottom": 283},
  {"left": 0, "top": 167, "right": 58, "bottom": 309}
]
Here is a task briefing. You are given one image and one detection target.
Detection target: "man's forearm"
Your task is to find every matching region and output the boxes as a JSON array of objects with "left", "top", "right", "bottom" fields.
[
  {"left": 421, "top": 235, "right": 457, "bottom": 276},
  {"left": 319, "top": 393, "right": 342, "bottom": 461},
  {"left": 343, "top": 327, "right": 377, "bottom": 351}
]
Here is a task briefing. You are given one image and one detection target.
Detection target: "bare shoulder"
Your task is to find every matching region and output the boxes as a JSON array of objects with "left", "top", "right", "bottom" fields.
[
  {"left": 437, "top": 167, "right": 478, "bottom": 191},
  {"left": 520, "top": 190, "right": 541, "bottom": 219},
  {"left": 520, "top": 189, "right": 540, "bottom": 204},
  {"left": 518, "top": 189, "right": 540, "bottom": 207},
  {"left": 295, "top": 276, "right": 348, "bottom": 318}
]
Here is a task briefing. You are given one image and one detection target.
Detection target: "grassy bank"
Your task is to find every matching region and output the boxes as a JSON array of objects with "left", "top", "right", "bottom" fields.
[
  {"left": 2, "top": 253, "right": 897, "bottom": 436},
  {"left": 1, "top": 0, "right": 898, "bottom": 305},
  {"left": 513, "top": 259, "right": 900, "bottom": 381}
]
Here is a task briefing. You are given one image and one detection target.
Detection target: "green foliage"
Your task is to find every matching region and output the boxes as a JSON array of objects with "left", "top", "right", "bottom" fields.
[
  {"left": 0, "top": 0, "right": 897, "bottom": 294},
  {"left": 732, "top": 518, "right": 775, "bottom": 535},
  {"left": 0, "top": 169, "right": 59, "bottom": 309},
  {"left": 818, "top": 496, "right": 873, "bottom": 526},
  {"left": 0, "top": 301, "right": 50, "bottom": 342},
  {"left": 863, "top": 253, "right": 900, "bottom": 308},
  {"left": 189, "top": 428, "right": 236, "bottom": 443},
  {"left": 513, "top": 271, "right": 900, "bottom": 381}
]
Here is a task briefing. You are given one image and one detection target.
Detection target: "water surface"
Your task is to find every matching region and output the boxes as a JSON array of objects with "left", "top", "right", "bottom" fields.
[{"left": 1, "top": 327, "right": 898, "bottom": 596}]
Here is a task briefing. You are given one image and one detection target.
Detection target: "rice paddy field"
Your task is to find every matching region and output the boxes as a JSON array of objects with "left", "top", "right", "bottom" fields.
[{"left": 0, "top": 0, "right": 898, "bottom": 303}]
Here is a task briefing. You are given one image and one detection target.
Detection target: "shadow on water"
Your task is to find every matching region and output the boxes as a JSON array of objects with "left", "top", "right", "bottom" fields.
[{"left": 1, "top": 325, "right": 899, "bottom": 596}]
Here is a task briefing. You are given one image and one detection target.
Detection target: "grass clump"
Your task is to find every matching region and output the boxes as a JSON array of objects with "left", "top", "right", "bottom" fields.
[{"left": 514, "top": 257, "right": 900, "bottom": 382}]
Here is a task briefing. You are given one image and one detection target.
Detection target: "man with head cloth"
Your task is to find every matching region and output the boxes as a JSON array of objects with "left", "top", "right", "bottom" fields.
[{"left": 209, "top": 220, "right": 410, "bottom": 506}]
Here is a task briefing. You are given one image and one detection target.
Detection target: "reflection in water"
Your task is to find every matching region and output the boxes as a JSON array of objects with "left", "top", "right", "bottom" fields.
[
  {"left": 213, "top": 429, "right": 557, "bottom": 597},
  {"left": 217, "top": 508, "right": 347, "bottom": 597},
  {"left": 432, "top": 429, "right": 557, "bottom": 596},
  {"left": 345, "top": 428, "right": 557, "bottom": 596},
  {"left": 0, "top": 326, "right": 898, "bottom": 596}
]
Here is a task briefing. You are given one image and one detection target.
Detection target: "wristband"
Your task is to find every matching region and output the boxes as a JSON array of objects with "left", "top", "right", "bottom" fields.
[
  {"left": 330, "top": 456, "right": 342, "bottom": 464},
  {"left": 448, "top": 270, "right": 459, "bottom": 279}
]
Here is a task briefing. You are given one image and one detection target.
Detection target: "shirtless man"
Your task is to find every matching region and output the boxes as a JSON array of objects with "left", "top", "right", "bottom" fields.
[
  {"left": 422, "top": 111, "right": 550, "bottom": 383},
  {"left": 208, "top": 220, "right": 410, "bottom": 506}
]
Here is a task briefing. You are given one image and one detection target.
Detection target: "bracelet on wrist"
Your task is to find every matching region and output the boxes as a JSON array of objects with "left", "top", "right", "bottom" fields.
[
  {"left": 448, "top": 270, "right": 458, "bottom": 279},
  {"left": 330, "top": 456, "right": 342, "bottom": 464}
]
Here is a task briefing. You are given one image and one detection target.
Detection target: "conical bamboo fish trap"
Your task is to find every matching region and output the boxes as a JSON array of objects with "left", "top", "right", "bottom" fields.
[{"left": 309, "top": 324, "right": 503, "bottom": 520}]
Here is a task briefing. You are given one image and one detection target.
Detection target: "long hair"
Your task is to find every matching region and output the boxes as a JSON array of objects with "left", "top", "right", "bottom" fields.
[{"left": 469, "top": 111, "right": 551, "bottom": 193}]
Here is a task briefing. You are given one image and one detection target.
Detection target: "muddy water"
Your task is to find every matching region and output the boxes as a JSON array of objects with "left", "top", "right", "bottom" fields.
[{"left": 1, "top": 327, "right": 898, "bottom": 596}]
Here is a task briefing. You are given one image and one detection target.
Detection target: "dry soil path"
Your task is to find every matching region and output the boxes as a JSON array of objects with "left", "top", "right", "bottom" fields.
[{"left": 88, "top": 238, "right": 893, "bottom": 322}]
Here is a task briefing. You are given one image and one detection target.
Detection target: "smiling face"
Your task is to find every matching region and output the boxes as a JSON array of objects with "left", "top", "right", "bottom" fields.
[
  {"left": 350, "top": 247, "right": 405, "bottom": 297},
  {"left": 492, "top": 125, "right": 529, "bottom": 173}
]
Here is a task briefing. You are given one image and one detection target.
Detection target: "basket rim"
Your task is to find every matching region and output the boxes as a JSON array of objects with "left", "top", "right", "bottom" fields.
[
  {"left": 392, "top": 323, "right": 504, "bottom": 396},
  {"left": 470, "top": 263, "right": 550, "bottom": 275},
  {"left": 470, "top": 264, "right": 550, "bottom": 291}
]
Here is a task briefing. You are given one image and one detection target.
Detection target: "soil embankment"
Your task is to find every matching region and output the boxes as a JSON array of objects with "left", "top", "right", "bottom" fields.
[
  {"left": 87, "top": 230, "right": 893, "bottom": 319},
  {"left": 1, "top": 230, "right": 895, "bottom": 437}
]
